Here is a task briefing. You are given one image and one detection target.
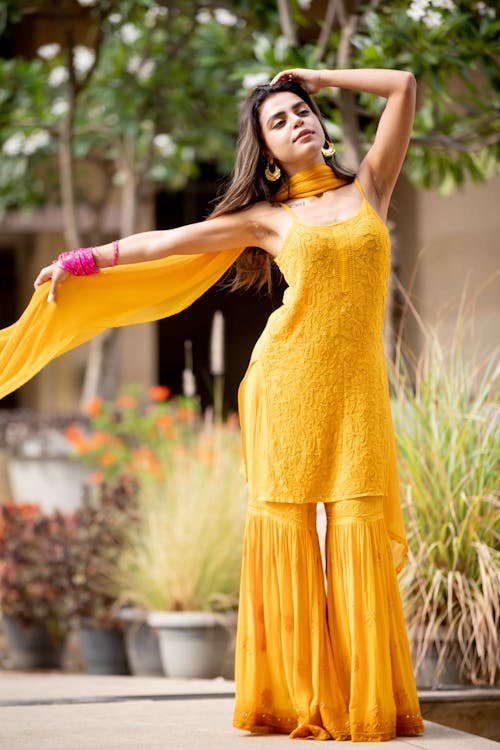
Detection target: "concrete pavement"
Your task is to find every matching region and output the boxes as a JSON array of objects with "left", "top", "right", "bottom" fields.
[{"left": 0, "top": 672, "right": 498, "bottom": 749}]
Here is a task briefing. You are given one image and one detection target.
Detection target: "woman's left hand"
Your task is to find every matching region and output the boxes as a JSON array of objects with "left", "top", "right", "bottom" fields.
[{"left": 271, "top": 68, "right": 325, "bottom": 95}]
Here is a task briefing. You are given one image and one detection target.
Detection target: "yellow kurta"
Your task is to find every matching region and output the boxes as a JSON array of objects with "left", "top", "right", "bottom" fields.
[{"left": 239, "top": 178, "right": 407, "bottom": 571}]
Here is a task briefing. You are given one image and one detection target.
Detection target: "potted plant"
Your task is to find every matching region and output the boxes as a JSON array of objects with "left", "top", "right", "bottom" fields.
[
  {"left": 65, "top": 383, "right": 203, "bottom": 676},
  {"left": 112, "top": 417, "right": 247, "bottom": 679},
  {"left": 389, "top": 318, "right": 499, "bottom": 688},
  {"left": 0, "top": 500, "right": 75, "bottom": 669},
  {"left": 0, "top": 410, "right": 91, "bottom": 513},
  {"left": 68, "top": 477, "right": 138, "bottom": 675}
]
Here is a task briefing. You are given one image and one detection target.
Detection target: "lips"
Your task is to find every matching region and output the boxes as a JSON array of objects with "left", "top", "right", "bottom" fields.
[{"left": 293, "top": 129, "right": 314, "bottom": 142}]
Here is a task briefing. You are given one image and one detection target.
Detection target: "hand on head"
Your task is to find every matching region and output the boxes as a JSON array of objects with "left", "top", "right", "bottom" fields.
[{"left": 271, "top": 69, "right": 324, "bottom": 95}]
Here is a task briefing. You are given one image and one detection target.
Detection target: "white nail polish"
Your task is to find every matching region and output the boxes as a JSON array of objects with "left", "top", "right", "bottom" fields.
[{"left": 47, "top": 293, "right": 54, "bottom": 303}]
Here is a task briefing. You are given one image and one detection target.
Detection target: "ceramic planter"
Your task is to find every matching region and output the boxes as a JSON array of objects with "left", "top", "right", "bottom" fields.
[
  {"left": 79, "top": 621, "right": 129, "bottom": 675},
  {"left": 118, "top": 608, "right": 163, "bottom": 676},
  {"left": 414, "top": 644, "right": 468, "bottom": 689},
  {"left": 411, "top": 626, "right": 469, "bottom": 688},
  {"left": 148, "top": 610, "right": 237, "bottom": 679},
  {"left": 2, "top": 615, "right": 65, "bottom": 670},
  {"left": 8, "top": 455, "right": 91, "bottom": 513}
]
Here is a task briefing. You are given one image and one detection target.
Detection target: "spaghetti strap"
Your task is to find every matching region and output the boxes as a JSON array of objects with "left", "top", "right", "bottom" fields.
[{"left": 354, "top": 177, "right": 367, "bottom": 201}]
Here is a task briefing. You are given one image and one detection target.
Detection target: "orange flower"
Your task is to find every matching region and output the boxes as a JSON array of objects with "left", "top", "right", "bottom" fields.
[
  {"left": 130, "top": 446, "right": 162, "bottom": 477},
  {"left": 90, "top": 430, "right": 123, "bottom": 448},
  {"left": 66, "top": 423, "right": 83, "bottom": 443},
  {"left": 177, "top": 406, "right": 195, "bottom": 422},
  {"left": 116, "top": 394, "right": 137, "bottom": 409},
  {"left": 149, "top": 385, "right": 170, "bottom": 401},
  {"left": 156, "top": 414, "right": 173, "bottom": 428},
  {"left": 85, "top": 396, "right": 103, "bottom": 417},
  {"left": 99, "top": 451, "right": 117, "bottom": 466},
  {"left": 89, "top": 471, "right": 105, "bottom": 485},
  {"left": 65, "top": 423, "right": 88, "bottom": 450}
]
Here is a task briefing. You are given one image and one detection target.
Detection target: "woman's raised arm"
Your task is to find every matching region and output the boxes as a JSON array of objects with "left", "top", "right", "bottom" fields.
[{"left": 272, "top": 67, "right": 416, "bottom": 212}]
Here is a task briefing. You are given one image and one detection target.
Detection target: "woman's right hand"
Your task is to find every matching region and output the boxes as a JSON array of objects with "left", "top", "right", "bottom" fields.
[
  {"left": 34, "top": 262, "right": 70, "bottom": 302},
  {"left": 271, "top": 68, "right": 326, "bottom": 95}
]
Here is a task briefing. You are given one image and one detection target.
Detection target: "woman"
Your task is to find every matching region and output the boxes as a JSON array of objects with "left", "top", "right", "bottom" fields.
[{"left": 5, "top": 67, "right": 423, "bottom": 741}]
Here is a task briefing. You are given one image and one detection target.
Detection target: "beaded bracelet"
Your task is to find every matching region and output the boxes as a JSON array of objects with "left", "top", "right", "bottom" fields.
[{"left": 55, "top": 247, "right": 100, "bottom": 276}]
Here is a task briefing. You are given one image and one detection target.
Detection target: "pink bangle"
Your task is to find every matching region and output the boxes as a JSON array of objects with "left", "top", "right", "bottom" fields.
[
  {"left": 54, "top": 247, "right": 100, "bottom": 276},
  {"left": 112, "top": 239, "right": 119, "bottom": 266}
]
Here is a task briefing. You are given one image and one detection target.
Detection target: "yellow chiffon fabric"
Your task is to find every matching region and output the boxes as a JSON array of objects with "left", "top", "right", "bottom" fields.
[
  {"left": 0, "top": 249, "right": 242, "bottom": 400},
  {"left": 234, "top": 498, "right": 424, "bottom": 741}
]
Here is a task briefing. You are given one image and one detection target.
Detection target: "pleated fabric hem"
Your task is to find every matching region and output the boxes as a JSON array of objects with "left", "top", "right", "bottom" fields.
[
  {"left": 234, "top": 496, "right": 424, "bottom": 742},
  {"left": 233, "top": 711, "right": 424, "bottom": 742},
  {"left": 233, "top": 709, "right": 350, "bottom": 740}
]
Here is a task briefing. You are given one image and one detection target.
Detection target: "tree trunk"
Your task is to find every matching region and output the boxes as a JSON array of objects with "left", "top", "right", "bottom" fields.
[
  {"left": 58, "top": 110, "right": 80, "bottom": 250},
  {"left": 335, "top": 1, "right": 362, "bottom": 169},
  {"left": 277, "top": 0, "right": 297, "bottom": 45},
  {"left": 120, "top": 136, "right": 139, "bottom": 237},
  {"left": 80, "top": 137, "right": 143, "bottom": 407}
]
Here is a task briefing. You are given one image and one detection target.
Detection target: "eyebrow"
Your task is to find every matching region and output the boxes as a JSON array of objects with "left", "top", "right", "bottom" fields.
[{"left": 265, "top": 101, "right": 308, "bottom": 128}]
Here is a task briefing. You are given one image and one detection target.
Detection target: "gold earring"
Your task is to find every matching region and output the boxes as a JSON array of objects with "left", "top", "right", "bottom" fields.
[
  {"left": 265, "top": 160, "right": 281, "bottom": 182},
  {"left": 321, "top": 141, "right": 336, "bottom": 157}
]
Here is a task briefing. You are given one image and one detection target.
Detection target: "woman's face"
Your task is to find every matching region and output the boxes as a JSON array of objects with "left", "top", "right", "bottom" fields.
[{"left": 258, "top": 91, "right": 325, "bottom": 175}]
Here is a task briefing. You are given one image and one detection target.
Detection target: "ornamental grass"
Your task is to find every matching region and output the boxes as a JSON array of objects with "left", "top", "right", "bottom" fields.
[
  {"left": 110, "top": 419, "right": 247, "bottom": 613},
  {"left": 389, "top": 306, "right": 499, "bottom": 686}
]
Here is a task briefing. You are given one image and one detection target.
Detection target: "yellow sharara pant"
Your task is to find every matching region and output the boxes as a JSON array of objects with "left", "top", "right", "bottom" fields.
[{"left": 233, "top": 496, "right": 424, "bottom": 741}]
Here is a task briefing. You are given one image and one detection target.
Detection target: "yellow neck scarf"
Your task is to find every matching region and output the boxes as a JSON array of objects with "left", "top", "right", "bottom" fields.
[
  {"left": 0, "top": 164, "right": 346, "bottom": 400},
  {"left": 276, "top": 162, "right": 347, "bottom": 201}
]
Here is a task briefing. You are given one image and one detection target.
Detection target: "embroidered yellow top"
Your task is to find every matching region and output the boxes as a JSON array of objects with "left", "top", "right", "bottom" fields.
[{"left": 238, "top": 172, "right": 407, "bottom": 568}]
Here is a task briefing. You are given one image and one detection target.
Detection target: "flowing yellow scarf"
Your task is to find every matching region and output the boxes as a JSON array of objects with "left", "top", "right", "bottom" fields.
[{"left": 0, "top": 163, "right": 346, "bottom": 400}]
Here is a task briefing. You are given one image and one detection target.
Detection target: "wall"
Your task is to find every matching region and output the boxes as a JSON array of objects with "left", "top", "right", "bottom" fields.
[{"left": 390, "top": 175, "right": 499, "bottom": 372}]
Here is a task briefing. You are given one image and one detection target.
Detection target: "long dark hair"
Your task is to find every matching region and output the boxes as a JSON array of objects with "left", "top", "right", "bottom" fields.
[{"left": 211, "top": 79, "right": 355, "bottom": 293}]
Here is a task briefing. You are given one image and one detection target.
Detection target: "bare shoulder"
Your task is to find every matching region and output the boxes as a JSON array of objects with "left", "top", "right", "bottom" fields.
[{"left": 229, "top": 200, "right": 288, "bottom": 247}]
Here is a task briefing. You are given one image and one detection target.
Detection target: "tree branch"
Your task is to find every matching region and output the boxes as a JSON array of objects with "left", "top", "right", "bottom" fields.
[
  {"left": 315, "top": 0, "right": 338, "bottom": 63},
  {"left": 410, "top": 132, "right": 500, "bottom": 152},
  {"left": 335, "top": 0, "right": 362, "bottom": 168},
  {"left": 277, "top": 0, "right": 297, "bottom": 46}
]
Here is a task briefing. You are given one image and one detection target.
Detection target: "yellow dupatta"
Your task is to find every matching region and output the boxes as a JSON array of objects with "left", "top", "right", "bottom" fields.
[
  {"left": 0, "top": 163, "right": 345, "bottom": 401},
  {"left": 0, "top": 249, "right": 242, "bottom": 399}
]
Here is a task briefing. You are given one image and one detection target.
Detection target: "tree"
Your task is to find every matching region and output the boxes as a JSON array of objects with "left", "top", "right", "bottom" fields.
[{"left": 241, "top": 0, "right": 499, "bottom": 192}]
